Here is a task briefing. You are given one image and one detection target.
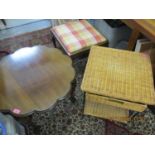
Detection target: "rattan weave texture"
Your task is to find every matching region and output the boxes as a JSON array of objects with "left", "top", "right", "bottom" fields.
[
  {"left": 86, "top": 93, "right": 147, "bottom": 112},
  {"left": 85, "top": 93, "right": 129, "bottom": 123},
  {"left": 81, "top": 46, "right": 155, "bottom": 105}
]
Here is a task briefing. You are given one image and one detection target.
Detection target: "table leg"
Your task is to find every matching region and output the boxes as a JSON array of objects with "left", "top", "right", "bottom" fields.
[
  {"left": 127, "top": 29, "right": 140, "bottom": 51},
  {"left": 105, "top": 120, "right": 130, "bottom": 135},
  {"left": 70, "top": 78, "right": 77, "bottom": 102},
  {"left": 148, "top": 105, "right": 155, "bottom": 115},
  {"left": 51, "top": 34, "right": 57, "bottom": 48},
  {"left": 50, "top": 31, "right": 57, "bottom": 48},
  {"left": 1, "top": 19, "right": 6, "bottom": 26}
]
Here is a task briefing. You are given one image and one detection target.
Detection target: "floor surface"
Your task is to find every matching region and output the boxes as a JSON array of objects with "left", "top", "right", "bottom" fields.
[
  {"left": 0, "top": 20, "right": 52, "bottom": 40},
  {"left": 14, "top": 57, "right": 155, "bottom": 135},
  {"left": 1, "top": 28, "right": 155, "bottom": 135}
]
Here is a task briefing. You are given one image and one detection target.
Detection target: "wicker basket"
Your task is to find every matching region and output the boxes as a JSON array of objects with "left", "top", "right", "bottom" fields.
[
  {"left": 81, "top": 46, "right": 155, "bottom": 123},
  {"left": 81, "top": 46, "right": 155, "bottom": 105}
]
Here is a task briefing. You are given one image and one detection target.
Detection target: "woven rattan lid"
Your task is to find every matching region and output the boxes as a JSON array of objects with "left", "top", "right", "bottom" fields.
[{"left": 81, "top": 46, "right": 155, "bottom": 105}]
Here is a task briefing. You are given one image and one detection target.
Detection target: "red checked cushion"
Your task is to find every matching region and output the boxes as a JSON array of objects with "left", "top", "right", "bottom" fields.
[{"left": 52, "top": 20, "right": 107, "bottom": 55}]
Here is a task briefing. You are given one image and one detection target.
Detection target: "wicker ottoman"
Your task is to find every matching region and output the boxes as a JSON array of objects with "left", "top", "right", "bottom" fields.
[
  {"left": 51, "top": 20, "right": 107, "bottom": 56},
  {"left": 81, "top": 46, "right": 155, "bottom": 123}
]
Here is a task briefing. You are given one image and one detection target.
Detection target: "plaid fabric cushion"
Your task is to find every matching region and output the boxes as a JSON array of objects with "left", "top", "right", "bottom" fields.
[{"left": 52, "top": 20, "right": 107, "bottom": 55}]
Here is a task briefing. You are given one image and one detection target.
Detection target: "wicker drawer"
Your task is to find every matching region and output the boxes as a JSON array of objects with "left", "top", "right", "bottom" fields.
[
  {"left": 85, "top": 93, "right": 129, "bottom": 123},
  {"left": 86, "top": 93, "right": 147, "bottom": 112},
  {"left": 81, "top": 46, "right": 155, "bottom": 123}
]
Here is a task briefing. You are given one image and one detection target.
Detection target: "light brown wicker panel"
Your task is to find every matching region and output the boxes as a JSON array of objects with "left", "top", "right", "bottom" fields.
[
  {"left": 85, "top": 93, "right": 129, "bottom": 123},
  {"left": 87, "top": 93, "right": 147, "bottom": 112},
  {"left": 81, "top": 46, "right": 155, "bottom": 105}
]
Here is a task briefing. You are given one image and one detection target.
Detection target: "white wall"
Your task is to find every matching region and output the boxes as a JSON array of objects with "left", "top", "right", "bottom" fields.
[{"left": 4, "top": 19, "right": 42, "bottom": 28}]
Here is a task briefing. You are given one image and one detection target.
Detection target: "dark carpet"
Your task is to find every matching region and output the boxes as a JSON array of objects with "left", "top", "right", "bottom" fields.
[{"left": 14, "top": 57, "right": 155, "bottom": 135}]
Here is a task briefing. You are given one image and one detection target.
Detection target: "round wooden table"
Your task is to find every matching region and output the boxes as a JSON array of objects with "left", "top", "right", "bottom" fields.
[{"left": 0, "top": 46, "right": 75, "bottom": 115}]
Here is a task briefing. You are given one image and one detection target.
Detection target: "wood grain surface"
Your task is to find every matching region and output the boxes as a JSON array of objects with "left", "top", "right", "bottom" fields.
[
  {"left": 122, "top": 19, "right": 155, "bottom": 50},
  {"left": 127, "top": 29, "right": 140, "bottom": 50},
  {"left": 0, "top": 46, "right": 75, "bottom": 115}
]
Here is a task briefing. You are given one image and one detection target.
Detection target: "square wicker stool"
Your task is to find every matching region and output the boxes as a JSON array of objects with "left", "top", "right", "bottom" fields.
[
  {"left": 81, "top": 46, "right": 155, "bottom": 123},
  {"left": 51, "top": 20, "right": 107, "bottom": 56}
]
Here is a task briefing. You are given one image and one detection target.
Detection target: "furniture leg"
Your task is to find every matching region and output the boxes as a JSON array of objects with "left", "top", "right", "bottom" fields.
[
  {"left": 51, "top": 34, "right": 57, "bottom": 48},
  {"left": 127, "top": 29, "right": 140, "bottom": 51},
  {"left": 1, "top": 19, "right": 6, "bottom": 26},
  {"left": 148, "top": 105, "right": 155, "bottom": 115},
  {"left": 70, "top": 78, "right": 77, "bottom": 102},
  {"left": 105, "top": 120, "right": 130, "bottom": 135}
]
